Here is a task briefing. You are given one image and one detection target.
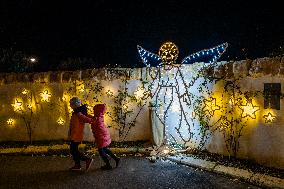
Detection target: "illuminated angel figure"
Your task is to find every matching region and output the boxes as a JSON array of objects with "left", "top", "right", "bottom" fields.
[{"left": 137, "top": 41, "right": 228, "bottom": 148}]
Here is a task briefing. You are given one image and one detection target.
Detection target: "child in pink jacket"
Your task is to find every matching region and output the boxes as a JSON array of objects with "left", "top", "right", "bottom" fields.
[
  {"left": 68, "top": 97, "right": 94, "bottom": 171},
  {"left": 92, "top": 104, "right": 120, "bottom": 170}
]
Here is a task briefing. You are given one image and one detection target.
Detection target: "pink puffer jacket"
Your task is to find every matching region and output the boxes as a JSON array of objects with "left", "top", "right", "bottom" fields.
[{"left": 91, "top": 104, "right": 111, "bottom": 148}]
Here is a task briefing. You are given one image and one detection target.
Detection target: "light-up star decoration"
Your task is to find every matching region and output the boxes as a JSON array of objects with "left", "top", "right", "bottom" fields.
[
  {"left": 12, "top": 99, "right": 23, "bottom": 111},
  {"left": 7, "top": 118, "right": 14, "bottom": 125},
  {"left": 239, "top": 102, "right": 260, "bottom": 119},
  {"left": 57, "top": 117, "right": 65, "bottom": 125},
  {"left": 22, "top": 89, "right": 28, "bottom": 95},
  {"left": 137, "top": 41, "right": 228, "bottom": 146},
  {"left": 202, "top": 97, "right": 220, "bottom": 116},
  {"left": 263, "top": 112, "right": 276, "bottom": 123},
  {"left": 40, "top": 90, "right": 51, "bottom": 102}
]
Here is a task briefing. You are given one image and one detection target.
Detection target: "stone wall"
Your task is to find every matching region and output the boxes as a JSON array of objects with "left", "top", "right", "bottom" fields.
[
  {"left": 0, "top": 56, "right": 284, "bottom": 169},
  {"left": 0, "top": 68, "right": 152, "bottom": 142},
  {"left": 204, "top": 57, "right": 284, "bottom": 169}
]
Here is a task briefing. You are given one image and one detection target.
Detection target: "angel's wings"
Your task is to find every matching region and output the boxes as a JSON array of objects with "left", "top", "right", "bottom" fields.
[
  {"left": 137, "top": 45, "right": 163, "bottom": 67},
  {"left": 181, "top": 42, "right": 228, "bottom": 64},
  {"left": 137, "top": 42, "right": 228, "bottom": 67}
]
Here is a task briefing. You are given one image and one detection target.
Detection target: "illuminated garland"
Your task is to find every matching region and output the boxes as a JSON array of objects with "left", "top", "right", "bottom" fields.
[{"left": 137, "top": 41, "right": 228, "bottom": 149}]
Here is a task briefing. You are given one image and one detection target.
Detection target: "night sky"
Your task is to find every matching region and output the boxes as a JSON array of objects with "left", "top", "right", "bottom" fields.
[{"left": 0, "top": 0, "right": 283, "bottom": 70}]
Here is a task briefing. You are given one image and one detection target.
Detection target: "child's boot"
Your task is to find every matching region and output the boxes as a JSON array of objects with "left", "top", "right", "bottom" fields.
[{"left": 70, "top": 164, "right": 81, "bottom": 171}]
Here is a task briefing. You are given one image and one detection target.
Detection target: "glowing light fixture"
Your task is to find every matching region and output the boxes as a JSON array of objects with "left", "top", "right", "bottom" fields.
[
  {"left": 7, "top": 118, "right": 14, "bottom": 125},
  {"left": 22, "top": 89, "right": 28, "bottom": 95},
  {"left": 40, "top": 90, "right": 51, "bottom": 102},
  {"left": 239, "top": 102, "right": 260, "bottom": 119},
  {"left": 57, "top": 117, "right": 65, "bottom": 125},
  {"left": 30, "top": 58, "right": 36, "bottom": 62},
  {"left": 12, "top": 99, "right": 23, "bottom": 111},
  {"left": 158, "top": 42, "right": 179, "bottom": 65},
  {"left": 202, "top": 97, "right": 220, "bottom": 116},
  {"left": 263, "top": 112, "right": 276, "bottom": 123}
]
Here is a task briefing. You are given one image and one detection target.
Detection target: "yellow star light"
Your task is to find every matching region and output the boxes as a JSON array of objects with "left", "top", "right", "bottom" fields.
[
  {"left": 263, "top": 112, "right": 276, "bottom": 123},
  {"left": 57, "top": 117, "right": 65, "bottom": 125},
  {"left": 202, "top": 97, "right": 220, "bottom": 116},
  {"left": 22, "top": 89, "right": 29, "bottom": 95},
  {"left": 239, "top": 102, "right": 260, "bottom": 119},
  {"left": 7, "top": 118, "right": 14, "bottom": 125},
  {"left": 12, "top": 99, "right": 23, "bottom": 111},
  {"left": 40, "top": 90, "right": 51, "bottom": 102}
]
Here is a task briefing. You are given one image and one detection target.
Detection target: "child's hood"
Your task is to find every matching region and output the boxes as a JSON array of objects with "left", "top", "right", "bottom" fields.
[{"left": 93, "top": 104, "right": 106, "bottom": 117}]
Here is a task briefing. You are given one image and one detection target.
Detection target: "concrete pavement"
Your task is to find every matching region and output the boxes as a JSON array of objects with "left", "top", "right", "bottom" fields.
[
  {"left": 0, "top": 156, "right": 260, "bottom": 189},
  {"left": 166, "top": 155, "right": 284, "bottom": 189}
]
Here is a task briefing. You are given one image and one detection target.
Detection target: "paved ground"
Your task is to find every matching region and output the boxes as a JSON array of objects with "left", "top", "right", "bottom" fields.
[{"left": 0, "top": 156, "right": 261, "bottom": 189}]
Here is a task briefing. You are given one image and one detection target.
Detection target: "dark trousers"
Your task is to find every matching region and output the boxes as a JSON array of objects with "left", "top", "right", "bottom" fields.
[
  {"left": 98, "top": 147, "right": 118, "bottom": 166},
  {"left": 70, "top": 141, "right": 89, "bottom": 165}
]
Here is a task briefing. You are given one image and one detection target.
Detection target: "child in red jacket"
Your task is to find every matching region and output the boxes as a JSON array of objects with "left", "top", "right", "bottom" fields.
[
  {"left": 92, "top": 104, "right": 120, "bottom": 170},
  {"left": 68, "top": 97, "right": 94, "bottom": 171}
]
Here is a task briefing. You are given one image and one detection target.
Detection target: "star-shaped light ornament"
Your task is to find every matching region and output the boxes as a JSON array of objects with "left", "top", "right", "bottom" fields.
[
  {"left": 263, "top": 112, "right": 276, "bottom": 124},
  {"left": 22, "top": 89, "right": 29, "bottom": 95},
  {"left": 7, "top": 118, "right": 14, "bottom": 125},
  {"left": 202, "top": 97, "right": 220, "bottom": 116},
  {"left": 12, "top": 99, "right": 23, "bottom": 111},
  {"left": 239, "top": 102, "right": 260, "bottom": 119},
  {"left": 40, "top": 90, "right": 51, "bottom": 102},
  {"left": 57, "top": 117, "right": 65, "bottom": 125}
]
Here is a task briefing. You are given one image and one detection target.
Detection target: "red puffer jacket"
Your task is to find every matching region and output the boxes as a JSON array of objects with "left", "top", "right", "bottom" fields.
[{"left": 68, "top": 112, "right": 93, "bottom": 142}]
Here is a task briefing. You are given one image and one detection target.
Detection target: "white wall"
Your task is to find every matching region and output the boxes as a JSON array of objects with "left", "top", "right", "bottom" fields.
[{"left": 0, "top": 56, "right": 284, "bottom": 169}]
